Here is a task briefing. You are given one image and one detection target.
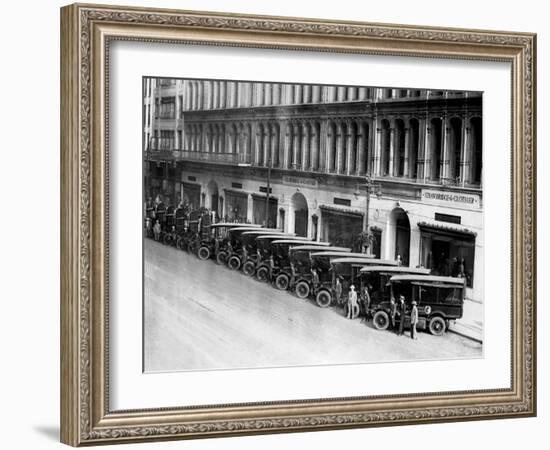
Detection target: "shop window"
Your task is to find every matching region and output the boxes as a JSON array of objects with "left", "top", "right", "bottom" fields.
[
  {"left": 321, "top": 211, "right": 363, "bottom": 249},
  {"left": 420, "top": 232, "right": 475, "bottom": 288},
  {"left": 225, "top": 192, "right": 247, "bottom": 223},
  {"left": 252, "top": 196, "right": 277, "bottom": 227}
]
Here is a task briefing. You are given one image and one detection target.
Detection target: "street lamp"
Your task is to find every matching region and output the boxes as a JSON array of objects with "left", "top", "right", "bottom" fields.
[{"left": 359, "top": 174, "right": 381, "bottom": 253}]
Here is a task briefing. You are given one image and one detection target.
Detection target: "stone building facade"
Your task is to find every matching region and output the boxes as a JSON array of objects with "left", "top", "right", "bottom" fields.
[{"left": 143, "top": 78, "right": 483, "bottom": 302}]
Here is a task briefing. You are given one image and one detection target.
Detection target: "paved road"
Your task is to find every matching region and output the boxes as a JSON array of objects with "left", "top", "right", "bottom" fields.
[{"left": 144, "top": 240, "right": 482, "bottom": 372}]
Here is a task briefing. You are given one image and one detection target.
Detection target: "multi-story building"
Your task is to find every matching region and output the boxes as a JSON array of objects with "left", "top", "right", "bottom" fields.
[{"left": 143, "top": 78, "right": 483, "bottom": 302}]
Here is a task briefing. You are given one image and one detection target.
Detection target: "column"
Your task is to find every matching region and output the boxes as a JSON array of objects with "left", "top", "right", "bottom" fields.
[
  {"left": 312, "top": 85, "right": 321, "bottom": 103},
  {"left": 281, "top": 121, "right": 291, "bottom": 169},
  {"left": 419, "top": 117, "right": 429, "bottom": 181},
  {"left": 345, "top": 121, "right": 355, "bottom": 175},
  {"left": 388, "top": 126, "right": 395, "bottom": 176},
  {"left": 460, "top": 118, "right": 472, "bottom": 186},
  {"left": 301, "top": 122, "right": 310, "bottom": 170},
  {"left": 292, "top": 122, "right": 300, "bottom": 168},
  {"left": 197, "top": 81, "right": 204, "bottom": 110},
  {"left": 310, "top": 123, "right": 319, "bottom": 171},
  {"left": 319, "top": 120, "right": 328, "bottom": 172},
  {"left": 272, "top": 84, "right": 280, "bottom": 105},
  {"left": 373, "top": 118, "right": 383, "bottom": 176},
  {"left": 303, "top": 85, "right": 311, "bottom": 103},
  {"left": 441, "top": 116, "right": 451, "bottom": 181},
  {"left": 246, "top": 194, "right": 253, "bottom": 223},
  {"left": 264, "top": 84, "right": 271, "bottom": 106},
  {"left": 226, "top": 125, "right": 233, "bottom": 153},
  {"left": 336, "top": 122, "right": 345, "bottom": 174},
  {"left": 294, "top": 84, "right": 302, "bottom": 103},
  {"left": 271, "top": 125, "right": 279, "bottom": 167},
  {"left": 214, "top": 81, "right": 220, "bottom": 108},
  {"left": 218, "top": 125, "right": 225, "bottom": 153},
  {"left": 403, "top": 126, "right": 411, "bottom": 177},
  {"left": 251, "top": 122, "right": 260, "bottom": 165},
  {"left": 356, "top": 122, "right": 365, "bottom": 175},
  {"left": 263, "top": 123, "right": 270, "bottom": 166},
  {"left": 231, "top": 82, "right": 238, "bottom": 107},
  {"left": 220, "top": 81, "right": 226, "bottom": 109}
]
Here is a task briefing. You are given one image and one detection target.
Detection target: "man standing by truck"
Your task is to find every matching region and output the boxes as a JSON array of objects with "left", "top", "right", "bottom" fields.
[
  {"left": 410, "top": 300, "right": 419, "bottom": 340},
  {"left": 397, "top": 295, "right": 406, "bottom": 336}
]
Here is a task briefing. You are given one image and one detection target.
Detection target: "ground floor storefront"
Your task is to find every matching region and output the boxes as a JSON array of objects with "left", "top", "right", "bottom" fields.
[{"left": 145, "top": 163, "right": 483, "bottom": 302}]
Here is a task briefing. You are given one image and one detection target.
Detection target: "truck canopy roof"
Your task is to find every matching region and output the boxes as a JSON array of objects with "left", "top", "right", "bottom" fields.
[
  {"left": 331, "top": 257, "right": 399, "bottom": 266},
  {"left": 253, "top": 233, "right": 299, "bottom": 239},
  {"left": 310, "top": 251, "right": 379, "bottom": 259},
  {"left": 389, "top": 274, "right": 466, "bottom": 285},
  {"left": 271, "top": 239, "right": 325, "bottom": 246},
  {"left": 289, "top": 245, "right": 350, "bottom": 252},
  {"left": 360, "top": 266, "right": 431, "bottom": 274},
  {"left": 228, "top": 227, "right": 278, "bottom": 233},
  {"left": 211, "top": 223, "right": 262, "bottom": 228}
]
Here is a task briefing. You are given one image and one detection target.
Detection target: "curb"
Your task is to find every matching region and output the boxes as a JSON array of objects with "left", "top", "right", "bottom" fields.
[{"left": 448, "top": 327, "right": 483, "bottom": 344}]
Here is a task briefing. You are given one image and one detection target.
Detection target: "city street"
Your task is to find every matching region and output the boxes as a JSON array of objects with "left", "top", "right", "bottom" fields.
[{"left": 144, "top": 240, "right": 482, "bottom": 372}]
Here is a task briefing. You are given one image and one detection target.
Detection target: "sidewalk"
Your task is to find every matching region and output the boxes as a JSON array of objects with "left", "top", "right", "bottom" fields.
[{"left": 447, "top": 298, "right": 483, "bottom": 343}]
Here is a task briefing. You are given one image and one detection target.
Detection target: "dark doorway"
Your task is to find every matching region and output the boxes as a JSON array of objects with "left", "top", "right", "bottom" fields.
[{"left": 295, "top": 210, "right": 308, "bottom": 237}]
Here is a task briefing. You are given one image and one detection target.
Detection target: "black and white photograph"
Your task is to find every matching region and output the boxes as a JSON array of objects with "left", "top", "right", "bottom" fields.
[{"left": 142, "top": 78, "right": 483, "bottom": 372}]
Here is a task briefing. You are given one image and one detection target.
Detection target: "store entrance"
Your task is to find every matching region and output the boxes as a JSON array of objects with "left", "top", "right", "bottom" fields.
[
  {"left": 291, "top": 192, "right": 308, "bottom": 237},
  {"left": 294, "top": 210, "right": 308, "bottom": 237},
  {"left": 431, "top": 239, "right": 451, "bottom": 276}
]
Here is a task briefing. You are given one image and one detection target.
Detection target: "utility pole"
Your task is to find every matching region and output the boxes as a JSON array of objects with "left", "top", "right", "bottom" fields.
[{"left": 264, "top": 154, "right": 272, "bottom": 227}]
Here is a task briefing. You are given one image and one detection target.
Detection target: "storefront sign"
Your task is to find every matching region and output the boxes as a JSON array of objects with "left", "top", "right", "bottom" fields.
[
  {"left": 282, "top": 175, "right": 318, "bottom": 188},
  {"left": 421, "top": 189, "right": 481, "bottom": 209}
]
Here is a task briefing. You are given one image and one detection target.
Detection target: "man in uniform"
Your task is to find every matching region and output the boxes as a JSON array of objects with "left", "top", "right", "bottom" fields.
[
  {"left": 241, "top": 244, "right": 248, "bottom": 264},
  {"left": 397, "top": 295, "right": 406, "bottom": 336},
  {"left": 268, "top": 254, "right": 275, "bottom": 283},
  {"left": 389, "top": 296, "right": 397, "bottom": 330},
  {"left": 335, "top": 277, "right": 343, "bottom": 306},
  {"left": 311, "top": 268, "right": 320, "bottom": 293},
  {"left": 346, "top": 285, "right": 359, "bottom": 320},
  {"left": 153, "top": 220, "right": 162, "bottom": 241},
  {"left": 410, "top": 300, "right": 419, "bottom": 340}
]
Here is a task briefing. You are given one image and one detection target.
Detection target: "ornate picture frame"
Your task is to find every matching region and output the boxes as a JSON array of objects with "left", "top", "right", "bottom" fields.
[{"left": 60, "top": 3, "right": 536, "bottom": 446}]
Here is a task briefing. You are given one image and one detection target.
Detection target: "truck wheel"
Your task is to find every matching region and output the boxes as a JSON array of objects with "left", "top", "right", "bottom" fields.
[
  {"left": 372, "top": 311, "right": 390, "bottom": 330},
  {"left": 428, "top": 316, "right": 446, "bottom": 336},
  {"left": 227, "top": 256, "right": 241, "bottom": 270},
  {"left": 275, "top": 274, "right": 290, "bottom": 290},
  {"left": 216, "top": 252, "right": 227, "bottom": 265},
  {"left": 197, "top": 246, "right": 210, "bottom": 260},
  {"left": 256, "top": 267, "right": 268, "bottom": 282},
  {"left": 242, "top": 261, "right": 256, "bottom": 276},
  {"left": 315, "top": 290, "right": 332, "bottom": 308},
  {"left": 295, "top": 281, "right": 310, "bottom": 299}
]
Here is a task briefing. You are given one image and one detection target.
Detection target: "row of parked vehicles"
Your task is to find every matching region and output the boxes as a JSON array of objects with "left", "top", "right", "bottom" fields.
[{"left": 145, "top": 205, "right": 466, "bottom": 337}]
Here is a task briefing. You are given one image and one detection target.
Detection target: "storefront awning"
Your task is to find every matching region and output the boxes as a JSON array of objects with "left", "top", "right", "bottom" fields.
[
  {"left": 319, "top": 204, "right": 364, "bottom": 218},
  {"left": 418, "top": 220, "right": 477, "bottom": 238}
]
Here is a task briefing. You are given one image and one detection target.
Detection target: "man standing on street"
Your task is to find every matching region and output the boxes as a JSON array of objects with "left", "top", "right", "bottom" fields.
[
  {"left": 397, "top": 295, "right": 406, "bottom": 336},
  {"left": 347, "top": 285, "right": 359, "bottom": 319},
  {"left": 335, "top": 277, "right": 343, "bottom": 306},
  {"left": 410, "top": 300, "right": 419, "bottom": 340},
  {"left": 390, "top": 296, "right": 397, "bottom": 330}
]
